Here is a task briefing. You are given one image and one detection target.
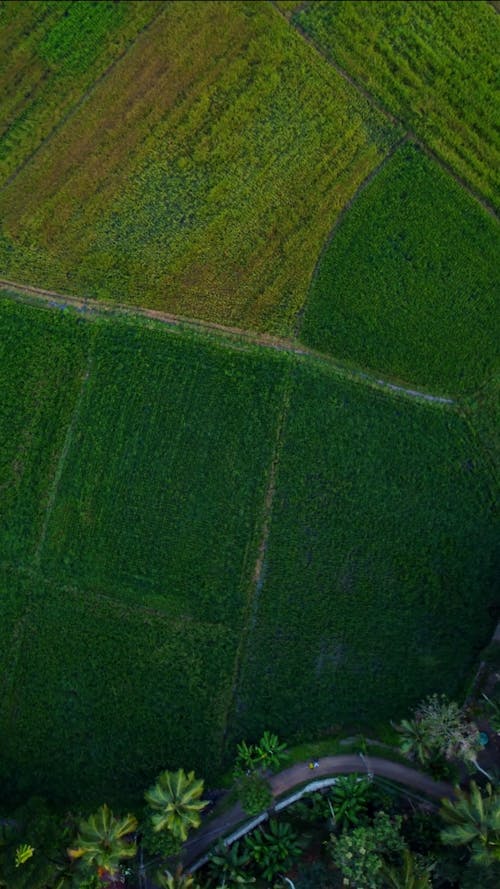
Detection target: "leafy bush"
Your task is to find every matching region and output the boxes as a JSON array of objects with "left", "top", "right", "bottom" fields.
[{"left": 237, "top": 776, "right": 273, "bottom": 817}]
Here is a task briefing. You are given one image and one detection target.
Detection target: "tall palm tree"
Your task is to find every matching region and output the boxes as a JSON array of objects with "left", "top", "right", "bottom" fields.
[
  {"left": 381, "top": 849, "right": 432, "bottom": 888},
  {"left": 144, "top": 769, "right": 208, "bottom": 842},
  {"left": 440, "top": 781, "right": 500, "bottom": 866},
  {"left": 67, "top": 804, "right": 137, "bottom": 877}
]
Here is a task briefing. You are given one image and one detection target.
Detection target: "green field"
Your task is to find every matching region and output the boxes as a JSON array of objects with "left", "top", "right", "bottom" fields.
[
  {"left": 0, "top": 298, "right": 91, "bottom": 565},
  {"left": 0, "top": 0, "right": 397, "bottom": 332},
  {"left": 234, "top": 362, "right": 498, "bottom": 743},
  {"left": 295, "top": 0, "right": 500, "bottom": 209},
  {"left": 0, "top": 297, "right": 497, "bottom": 807},
  {"left": 0, "top": 0, "right": 161, "bottom": 187},
  {"left": 300, "top": 143, "right": 500, "bottom": 394}
]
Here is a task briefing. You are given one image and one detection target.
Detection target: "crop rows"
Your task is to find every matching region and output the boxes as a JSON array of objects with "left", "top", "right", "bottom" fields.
[
  {"left": 234, "top": 361, "right": 498, "bottom": 743},
  {"left": 295, "top": 0, "right": 500, "bottom": 209},
  {"left": 0, "top": 298, "right": 497, "bottom": 806},
  {"left": 300, "top": 143, "right": 500, "bottom": 394},
  {"left": 0, "top": 297, "right": 91, "bottom": 565},
  {"left": 0, "top": 0, "right": 397, "bottom": 332},
  {"left": 0, "top": 0, "right": 160, "bottom": 187}
]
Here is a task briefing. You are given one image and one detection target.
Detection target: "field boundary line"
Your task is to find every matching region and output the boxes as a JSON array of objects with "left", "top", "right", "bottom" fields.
[
  {"left": 270, "top": 0, "right": 498, "bottom": 221},
  {"left": 0, "top": 4, "right": 167, "bottom": 194},
  {"left": 294, "top": 133, "right": 408, "bottom": 337},
  {"left": 33, "top": 336, "right": 95, "bottom": 567},
  {"left": 0, "top": 280, "right": 455, "bottom": 405},
  {"left": 221, "top": 369, "right": 293, "bottom": 750}
]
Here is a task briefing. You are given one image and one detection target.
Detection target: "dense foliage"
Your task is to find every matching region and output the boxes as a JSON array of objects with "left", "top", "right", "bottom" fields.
[
  {"left": 0, "top": 0, "right": 161, "bottom": 187},
  {"left": 300, "top": 143, "right": 500, "bottom": 394},
  {"left": 295, "top": 0, "right": 500, "bottom": 209}
]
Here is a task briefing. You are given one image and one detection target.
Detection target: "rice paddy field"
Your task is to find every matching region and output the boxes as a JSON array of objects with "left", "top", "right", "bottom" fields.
[
  {"left": 295, "top": 0, "right": 500, "bottom": 210},
  {"left": 0, "top": 298, "right": 497, "bottom": 805},
  {"left": 300, "top": 143, "right": 500, "bottom": 394},
  {"left": 0, "top": 0, "right": 397, "bottom": 333},
  {"left": 0, "top": 0, "right": 499, "bottom": 813}
]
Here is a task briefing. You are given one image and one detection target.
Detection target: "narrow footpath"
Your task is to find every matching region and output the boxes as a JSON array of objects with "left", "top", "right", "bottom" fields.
[
  {"left": 0, "top": 279, "right": 454, "bottom": 406},
  {"left": 180, "top": 754, "right": 455, "bottom": 870}
]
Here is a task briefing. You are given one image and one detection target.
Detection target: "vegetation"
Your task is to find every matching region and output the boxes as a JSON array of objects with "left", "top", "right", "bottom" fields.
[
  {"left": 0, "top": 1, "right": 161, "bottom": 187},
  {"left": 327, "top": 811, "right": 405, "bottom": 888},
  {"left": 234, "top": 361, "right": 498, "bottom": 744},
  {"left": 245, "top": 820, "right": 302, "bottom": 881},
  {"left": 295, "top": 0, "right": 500, "bottom": 208},
  {"left": 329, "top": 774, "right": 372, "bottom": 828},
  {"left": 440, "top": 781, "right": 500, "bottom": 866},
  {"left": 396, "top": 695, "right": 487, "bottom": 778},
  {"left": 237, "top": 775, "right": 273, "bottom": 817},
  {"left": 1, "top": 297, "right": 497, "bottom": 808},
  {"left": 0, "top": 1, "right": 397, "bottom": 332},
  {"left": 300, "top": 143, "right": 500, "bottom": 394},
  {"left": 67, "top": 804, "right": 137, "bottom": 878},
  {"left": 144, "top": 770, "right": 208, "bottom": 843}
]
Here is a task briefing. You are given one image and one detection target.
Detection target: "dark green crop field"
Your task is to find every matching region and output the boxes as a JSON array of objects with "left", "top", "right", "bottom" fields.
[
  {"left": 0, "top": 298, "right": 497, "bottom": 806},
  {"left": 300, "top": 143, "right": 500, "bottom": 394},
  {"left": 295, "top": 0, "right": 500, "bottom": 209},
  {"left": 234, "top": 362, "right": 498, "bottom": 743},
  {"left": 0, "top": 298, "right": 91, "bottom": 565},
  {"left": 40, "top": 318, "right": 287, "bottom": 621}
]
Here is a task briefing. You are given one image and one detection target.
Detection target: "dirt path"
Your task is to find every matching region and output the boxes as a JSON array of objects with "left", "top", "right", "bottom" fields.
[
  {"left": 0, "top": 279, "right": 454, "bottom": 406},
  {"left": 180, "top": 754, "right": 455, "bottom": 870}
]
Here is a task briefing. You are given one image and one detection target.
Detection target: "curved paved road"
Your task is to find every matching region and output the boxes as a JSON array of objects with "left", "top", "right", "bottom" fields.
[{"left": 181, "top": 754, "right": 455, "bottom": 869}]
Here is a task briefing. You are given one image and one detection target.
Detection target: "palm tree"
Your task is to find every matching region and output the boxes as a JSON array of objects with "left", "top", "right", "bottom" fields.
[
  {"left": 144, "top": 769, "right": 208, "bottom": 842},
  {"left": 381, "top": 849, "right": 432, "bottom": 888},
  {"left": 395, "top": 718, "right": 433, "bottom": 764},
  {"left": 245, "top": 820, "right": 301, "bottom": 882},
  {"left": 440, "top": 781, "right": 500, "bottom": 866},
  {"left": 209, "top": 840, "right": 255, "bottom": 885},
  {"left": 329, "top": 774, "right": 371, "bottom": 828},
  {"left": 67, "top": 804, "right": 137, "bottom": 877},
  {"left": 256, "top": 731, "right": 288, "bottom": 771},
  {"left": 155, "top": 865, "right": 200, "bottom": 888}
]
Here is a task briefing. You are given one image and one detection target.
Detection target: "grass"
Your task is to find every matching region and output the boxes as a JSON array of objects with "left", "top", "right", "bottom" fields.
[
  {"left": 0, "top": 0, "right": 398, "bottom": 332},
  {"left": 299, "top": 143, "right": 500, "bottom": 394},
  {"left": 295, "top": 0, "right": 500, "bottom": 209},
  {"left": 0, "top": 570, "right": 237, "bottom": 807},
  {"left": 233, "top": 360, "right": 498, "bottom": 747}
]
